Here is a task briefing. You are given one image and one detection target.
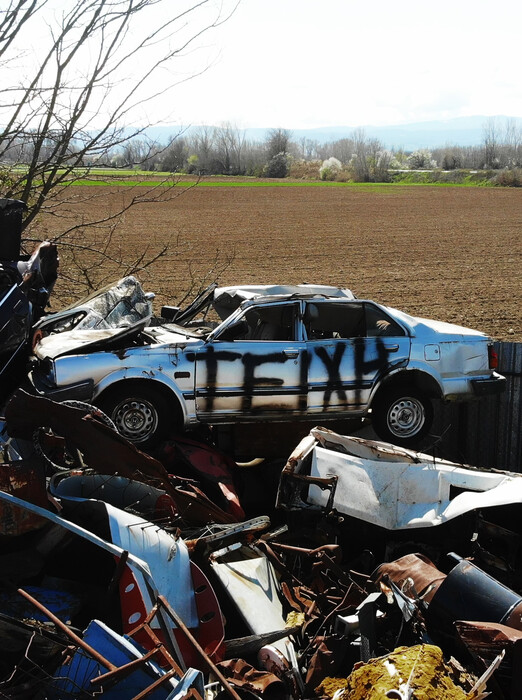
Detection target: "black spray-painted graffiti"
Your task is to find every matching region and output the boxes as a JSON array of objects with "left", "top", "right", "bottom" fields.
[
  {"left": 314, "top": 344, "right": 348, "bottom": 408},
  {"left": 189, "top": 338, "right": 395, "bottom": 413}
]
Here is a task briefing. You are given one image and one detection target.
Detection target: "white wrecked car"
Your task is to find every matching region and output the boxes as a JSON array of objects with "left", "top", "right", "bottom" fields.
[{"left": 29, "top": 280, "right": 505, "bottom": 448}]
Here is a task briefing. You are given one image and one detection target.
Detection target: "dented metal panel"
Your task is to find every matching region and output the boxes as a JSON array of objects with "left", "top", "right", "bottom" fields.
[{"left": 280, "top": 428, "right": 522, "bottom": 529}]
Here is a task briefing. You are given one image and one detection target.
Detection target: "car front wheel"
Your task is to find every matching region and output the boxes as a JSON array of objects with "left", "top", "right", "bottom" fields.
[
  {"left": 372, "top": 388, "right": 433, "bottom": 447},
  {"left": 98, "top": 384, "right": 172, "bottom": 448}
]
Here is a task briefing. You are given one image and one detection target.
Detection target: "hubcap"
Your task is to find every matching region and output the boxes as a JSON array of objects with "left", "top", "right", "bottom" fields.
[
  {"left": 387, "top": 397, "right": 425, "bottom": 438},
  {"left": 112, "top": 398, "right": 158, "bottom": 442}
]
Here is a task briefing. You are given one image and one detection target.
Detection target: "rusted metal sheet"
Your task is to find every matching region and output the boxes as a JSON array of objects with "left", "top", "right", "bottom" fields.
[
  {"left": 0, "top": 458, "right": 48, "bottom": 536},
  {"left": 456, "top": 621, "right": 522, "bottom": 699},
  {"left": 5, "top": 389, "right": 236, "bottom": 525},
  {"left": 373, "top": 553, "right": 447, "bottom": 604}
]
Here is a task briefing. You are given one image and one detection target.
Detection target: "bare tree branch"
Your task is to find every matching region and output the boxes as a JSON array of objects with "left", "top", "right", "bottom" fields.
[{"left": 0, "top": 0, "right": 238, "bottom": 300}]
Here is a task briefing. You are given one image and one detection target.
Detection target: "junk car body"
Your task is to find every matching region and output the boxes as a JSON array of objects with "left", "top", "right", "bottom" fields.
[
  {"left": 0, "top": 199, "right": 58, "bottom": 399},
  {"left": 29, "top": 281, "right": 505, "bottom": 447},
  {"left": 277, "top": 427, "right": 522, "bottom": 584}
]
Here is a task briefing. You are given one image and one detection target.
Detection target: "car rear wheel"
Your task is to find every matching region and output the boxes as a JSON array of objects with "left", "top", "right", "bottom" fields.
[
  {"left": 372, "top": 387, "right": 433, "bottom": 447},
  {"left": 98, "top": 383, "right": 172, "bottom": 449}
]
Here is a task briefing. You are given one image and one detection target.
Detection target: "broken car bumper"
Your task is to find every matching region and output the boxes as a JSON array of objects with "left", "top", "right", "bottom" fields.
[
  {"left": 29, "top": 373, "right": 95, "bottom": 403},
  {"left": 471, "top": 372, "right": 507, "bottom": 397}
]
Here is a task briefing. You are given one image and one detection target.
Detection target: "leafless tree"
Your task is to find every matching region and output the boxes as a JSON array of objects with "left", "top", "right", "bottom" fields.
[
  {"left": 188, "top": 126, "right": 215, "bottom": 173},
  {"left": 503, "top": 118, "right": 522, "bottom": 167},
  {"left": 213, "top": 122, "right": 245, "bottom": 174},
  {"left": 0, "top": 0, "right": 238, "bottom": 299},
  {"left": 161, "top": 136, "right": 188, "bottom": 172},
  {"left": 348, "top": 128, "right": 371, "bottom": 182},
  {"left": 297, "top": 137, "right": 320, "bottom": 161},
  {"left": 482, "top": 117, "right": 500, "bottom": 168}
]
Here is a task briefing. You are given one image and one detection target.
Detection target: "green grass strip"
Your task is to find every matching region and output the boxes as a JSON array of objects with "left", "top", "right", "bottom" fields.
[{"left": 70, "top": 178, "right": 487, "bottom": 188}]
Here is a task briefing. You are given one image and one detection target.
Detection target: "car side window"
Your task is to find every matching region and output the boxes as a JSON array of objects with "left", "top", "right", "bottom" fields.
[
  {"left": 304, "top": 302, "right": 365, "bottom": 339},
  {"left": 215, "top": 303, "right": 297, "bottom": 342},
  {"left": 365, "top": 304, "right": 405, "bottom": 337}
]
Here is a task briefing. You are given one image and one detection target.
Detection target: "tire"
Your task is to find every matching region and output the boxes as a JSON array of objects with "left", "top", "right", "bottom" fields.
[
  {"left": 97, "top": 383, "right": 173, "bottom": 448},
  {"left": 372, "top": 387, "right": 433, "bottom": 447}
]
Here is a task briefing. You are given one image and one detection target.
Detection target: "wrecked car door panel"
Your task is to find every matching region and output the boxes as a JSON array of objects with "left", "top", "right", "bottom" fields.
[
  {"left": 194, "top": 302, "right": 307, "bottom": 419},
  {"left": 305, "top": 301, "right": 410, "bottom": 414}
]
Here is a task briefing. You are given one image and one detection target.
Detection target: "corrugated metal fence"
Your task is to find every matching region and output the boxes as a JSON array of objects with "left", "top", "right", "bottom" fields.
[{"left": 430, "top": 342, "right": 521, "bottom": 471}]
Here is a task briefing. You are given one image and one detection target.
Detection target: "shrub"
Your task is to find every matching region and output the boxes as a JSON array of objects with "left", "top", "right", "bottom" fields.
[
  {"left": 319, "top": 157, "right": 342, "bottom": 181},
  {"left": 493, "top": 168, "right": 522, "bottom": 187},
  {"left": 289, "top": 159, "right": 322, "bottom": 179},
  {"left": 186, "top": 154, "right": 199, "bottom": 174}
]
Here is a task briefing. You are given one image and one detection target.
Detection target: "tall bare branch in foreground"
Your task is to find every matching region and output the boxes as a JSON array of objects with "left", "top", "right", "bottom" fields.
[{"left": 0, "top": 0, "right": 238, "bottom": 300}]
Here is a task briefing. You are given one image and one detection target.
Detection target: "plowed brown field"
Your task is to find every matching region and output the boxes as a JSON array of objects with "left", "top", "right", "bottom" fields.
[{"left": 58, "top": 184, "right": 521, "bottom": 341}]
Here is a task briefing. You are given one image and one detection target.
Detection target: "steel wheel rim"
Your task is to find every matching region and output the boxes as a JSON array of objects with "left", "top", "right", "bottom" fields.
[
  {"left": 387, "top": 397, "right": 425, "bottom": 438},
  {"left": 112, "top": 398, "right": 158, "bottom": 442}
]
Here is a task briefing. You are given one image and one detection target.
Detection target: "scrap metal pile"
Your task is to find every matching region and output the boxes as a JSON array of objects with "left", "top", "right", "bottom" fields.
[
  {"left": 0, "top": 203, "right": 516, "bottom": 697},
  {"left": 0, "top": 391, "right": 521, "bottom": 699}
]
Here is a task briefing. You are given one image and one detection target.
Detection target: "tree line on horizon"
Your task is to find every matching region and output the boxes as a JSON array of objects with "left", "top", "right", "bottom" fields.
[
  {"left": 108, "top": 118, "right": 522, "bottom": 184},
  {"left": 4, "top": 118, "right": 522, "bottom": 186}
]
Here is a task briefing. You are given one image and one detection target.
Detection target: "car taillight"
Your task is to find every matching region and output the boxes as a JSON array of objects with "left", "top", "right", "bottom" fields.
[{"left": 488, "top": 345, "right": 498, "bottom": 370}]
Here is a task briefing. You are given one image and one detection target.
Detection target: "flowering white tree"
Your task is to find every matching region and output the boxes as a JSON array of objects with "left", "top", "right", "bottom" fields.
[
  {"left": 319, "top": 156, "right": 342, "bottom": 180},
  {"left": 408, "top": 149, "right": 437, "bottom": 170}
]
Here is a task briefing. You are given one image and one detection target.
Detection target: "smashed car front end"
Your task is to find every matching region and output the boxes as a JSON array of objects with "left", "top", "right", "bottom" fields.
[{"left": 29, "top": 327, "right": 204, "bottom": 424}]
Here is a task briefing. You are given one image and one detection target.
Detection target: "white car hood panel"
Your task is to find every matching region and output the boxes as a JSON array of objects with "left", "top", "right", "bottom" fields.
[
  {"left": 35, "top": 328, "right": 133, "bottom": 360},
  {"left": 34, "top": 326, "right": 200, "bottom": 360}
]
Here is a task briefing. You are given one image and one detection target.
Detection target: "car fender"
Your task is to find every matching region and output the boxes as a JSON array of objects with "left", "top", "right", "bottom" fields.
[
  {"left": 368, "top": 363, "right": 444, "bottom": 406},
  {"left": 92, "top": 367, "right": 193, "bottom": 424}
]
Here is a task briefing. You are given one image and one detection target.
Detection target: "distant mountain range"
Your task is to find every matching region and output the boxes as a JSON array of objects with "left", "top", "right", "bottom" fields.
[{"left": 139, "top": 115, "right": 521, "bottom": 151}]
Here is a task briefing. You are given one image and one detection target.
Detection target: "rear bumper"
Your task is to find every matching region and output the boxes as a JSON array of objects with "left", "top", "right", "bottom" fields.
[{"left": 471, "top": 372, "right": 506, "bottom": 397}]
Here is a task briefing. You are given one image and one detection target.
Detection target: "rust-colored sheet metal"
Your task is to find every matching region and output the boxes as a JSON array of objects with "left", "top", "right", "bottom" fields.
[
  {"left": 5, "top": 390, "right": 235, "bottom": 525},
  {"left": 305, "top": 636, "right": 349, "bottom": 692},
  {"left": 6, "top": 390, "right": 170, "bottom": 482},
  {"left": 0, "top": 457, "right": 48, "bottom": 536},
  {"left": 372, "top": 553, "right": 447, "bottom": 604},
  {"left": 456, "top": 621, "right": 522, "bottom": 699},
  {"left": 217, "top": 658, "right": 285, "bottom": 695},
  {"left": 157, "top": 437, "right": 245, "bottom": 520}
]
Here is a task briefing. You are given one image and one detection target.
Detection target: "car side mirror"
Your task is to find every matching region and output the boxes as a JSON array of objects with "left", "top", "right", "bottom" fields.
[{"left": 215, "top": 319, "right": 249, "bottom": 342}]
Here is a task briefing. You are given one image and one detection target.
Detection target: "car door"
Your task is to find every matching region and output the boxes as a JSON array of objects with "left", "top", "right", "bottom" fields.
[
  {"left": 305, "top": 300, "right": 410, "bottom": 415},
  {"left": 194, "top": 301, "right": 307, "bottom": 421}
]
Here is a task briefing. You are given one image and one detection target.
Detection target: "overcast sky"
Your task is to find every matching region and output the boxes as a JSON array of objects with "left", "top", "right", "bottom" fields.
[{"left": 169, "top": 0, "right": 522, "bottom": 129}]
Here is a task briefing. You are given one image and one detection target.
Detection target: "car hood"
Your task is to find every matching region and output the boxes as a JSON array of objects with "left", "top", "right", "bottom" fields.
[
  {"left": 33, "top": 323, "right": 147, "bottom": 359},
  {"left": 34, "top": 322, "right": 204, "bottom": 360}
]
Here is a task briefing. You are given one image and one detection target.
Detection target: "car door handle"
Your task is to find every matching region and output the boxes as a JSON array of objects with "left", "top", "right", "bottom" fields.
[
  {"left": 383, "top": 343, "right": 399, "bottom": 352},
  {"left": 284, "top": 350, "right": 299, "bottom": 359}
]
